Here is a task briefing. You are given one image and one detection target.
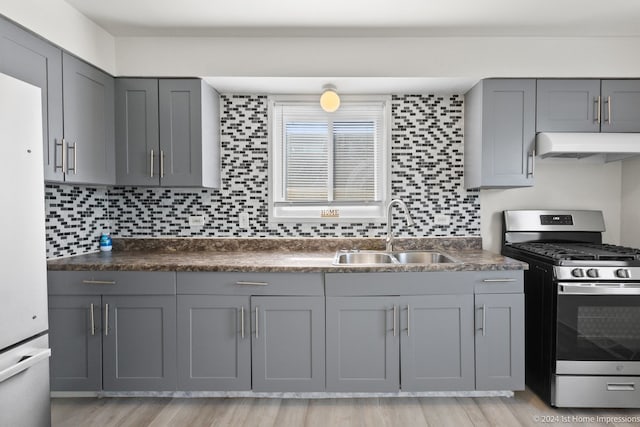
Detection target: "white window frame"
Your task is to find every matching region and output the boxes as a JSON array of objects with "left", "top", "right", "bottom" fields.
[{"left": 268, "top": 94, "right": 391, "bottom": 223}]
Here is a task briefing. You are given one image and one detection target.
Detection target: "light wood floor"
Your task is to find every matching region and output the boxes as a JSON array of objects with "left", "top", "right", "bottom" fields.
[{"left": 51, "top": 389, "right": 640, "bottom": 427}]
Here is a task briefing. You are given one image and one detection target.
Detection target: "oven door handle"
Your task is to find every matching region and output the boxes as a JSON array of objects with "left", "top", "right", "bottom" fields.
[{"left": 558, "top": 283, "right": 640, "bottom": 295}]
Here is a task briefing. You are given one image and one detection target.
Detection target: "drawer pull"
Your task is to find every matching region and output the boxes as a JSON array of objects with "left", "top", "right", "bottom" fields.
[
  {"left": 235, "top": 281, "right": 269, "bottom": 286},
  {"left": 82, "top": 280, "right": 116, "bottom": 285},
  {"left": 482, "top": 278, "right": 516, "bottom": 283},
  {"left": 607, "top": 383, "right": 635, "bottom": 391}
]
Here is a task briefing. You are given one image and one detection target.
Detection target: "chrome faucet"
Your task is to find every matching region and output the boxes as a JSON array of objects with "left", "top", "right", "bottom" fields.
[{"left": 385, "top": 199, "right": 416, "bottom": 252}]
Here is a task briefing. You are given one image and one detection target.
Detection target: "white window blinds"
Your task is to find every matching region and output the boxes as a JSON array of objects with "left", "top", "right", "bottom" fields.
[{"left": 274, "top": 102, "right": 386, "bottom": 204}]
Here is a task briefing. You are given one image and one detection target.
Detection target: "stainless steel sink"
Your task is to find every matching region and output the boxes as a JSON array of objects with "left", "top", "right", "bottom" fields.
[
  {"left": 333, "top": 250, "right": 458, "bottom": 265},
  {"left": 392, "top": 251, "right": 457, "bottom": 264},
  {"left": 333, "top": 252, "right": 397, "bottom": 265}
]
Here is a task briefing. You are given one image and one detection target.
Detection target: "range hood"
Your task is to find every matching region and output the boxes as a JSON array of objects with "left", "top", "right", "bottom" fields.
[{"left": 536, "top": 132, "right": 640, "bottom": 162}]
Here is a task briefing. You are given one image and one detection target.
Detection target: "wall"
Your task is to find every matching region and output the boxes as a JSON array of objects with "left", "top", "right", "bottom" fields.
[
  {"left": 0, "top": 0, "right": 116, "bottom": 73},
  {"left": 621, "top": 156, "right": 640, "bottom": 247},
  {"left": 480, "top": 158, "right": 623, "bottom": 253},
  {"left": 46, "top": 94, "right": 480, "bottom": 258}
]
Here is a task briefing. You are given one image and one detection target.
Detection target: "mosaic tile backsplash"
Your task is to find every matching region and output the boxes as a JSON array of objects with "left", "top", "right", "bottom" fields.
[{"left": 45, "top": 94, "right": 480, "bottom": 259}]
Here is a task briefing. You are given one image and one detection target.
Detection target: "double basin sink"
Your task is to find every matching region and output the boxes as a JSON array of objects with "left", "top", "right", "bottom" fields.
[{"left": 333, "top": 250, "right": 458, "bottom": 265}]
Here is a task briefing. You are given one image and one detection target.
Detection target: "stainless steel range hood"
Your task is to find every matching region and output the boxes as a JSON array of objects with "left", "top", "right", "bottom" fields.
[{"left": 536, "top": 132, "right": 640, "bottom": 162}]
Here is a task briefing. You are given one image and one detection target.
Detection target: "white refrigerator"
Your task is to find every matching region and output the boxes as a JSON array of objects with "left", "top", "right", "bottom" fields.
[{"left": 0, "top": 73, "right": 52, "bottom": 426}]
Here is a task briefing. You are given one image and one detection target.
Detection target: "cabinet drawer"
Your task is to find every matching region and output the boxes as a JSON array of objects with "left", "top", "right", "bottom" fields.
[
  {"left": 47, "top": 271, "right": 176, "bottom": 295},
  {"left": 325, "top": 272, "right": 475, "bottom": 296},
  {"left": 177, "top": 272, "right": 324, "bottom": 295},
  {"left": 473, "top": 271, "right": 523, "bottom": 293}
]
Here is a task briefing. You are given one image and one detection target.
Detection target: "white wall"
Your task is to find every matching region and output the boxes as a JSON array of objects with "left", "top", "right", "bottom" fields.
[
  {"left": 621, "top": 156, "right": 640, "bottom": 247},
  {"left": 113, "top": 36, "right": 640, "bottom": 79},
  {"left": 481, "top": 158, "right": 622, "bottom": 253},
  {"left": 0, "top": 0, "right": 115, "bottom": 73}
]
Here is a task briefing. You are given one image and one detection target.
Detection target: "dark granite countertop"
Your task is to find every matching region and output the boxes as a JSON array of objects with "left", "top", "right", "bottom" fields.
[{"left": 47, "top": 237, "right": 528, "bottom": 273}]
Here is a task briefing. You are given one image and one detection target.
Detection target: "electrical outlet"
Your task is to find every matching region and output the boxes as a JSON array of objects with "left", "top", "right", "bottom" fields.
[
  {"left": 434, "top": 214, "right": 450, "bottom": 226},
  {"left": 239, "top": 212, "right": 249, "bottom": 229},
  {"left": 189, "top": 215, "right": 205, "bottom": 226}
]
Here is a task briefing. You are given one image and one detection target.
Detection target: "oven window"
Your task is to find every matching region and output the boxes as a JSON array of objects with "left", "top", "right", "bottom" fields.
[{"left": 557, "top": 295, "right": 640, "bottom": 361}]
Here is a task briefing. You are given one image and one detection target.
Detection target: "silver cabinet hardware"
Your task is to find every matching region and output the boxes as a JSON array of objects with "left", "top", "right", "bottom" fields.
[
  {"left": 595, "top": 95, "right": 601, "bottom": 124},
  {"left": 160, "top": 150, "right": 165, "bottom": 178},
  {"left": 406, "top": 305, "right": 411, "bottom": 337},
  {"left": 54, "top": 139, "right": 65, "bottom": 172},
  {"left": 235, "top": 281, "right": 269, "bottom": 286},
  {"left": 255, "top": 307, "right": 259, "bottom": 339},
  {"left": 392, "top": 305, "right": 397, "bottom": 337},
  {"left": 607, "top": 383, "right": 635, "bottom": 391},
  {"left": 482, "top": 278, "right": 516, "bottom": 283},
  {"left": 90, "top": 303, "right": 95, "bottom": 336},
  {"left": 478, "top": 304, "right": 486, "bottom": 336},
  {"left": 82, "top": 280, "right": 116, "bottom": 285},
  {"left": 67, "top": 142, "right": 77, "bottom": 174},
  {"left": 527, "top": 149, "right": 535, "bottom": 178},
  {"left": 150, "top": 149, "right": 154, "bottom": 178},
  {"left": 606, "top": 95, "right": 612, "bottom": 124},
  {"left": 240, "top": 306, "right": 245, "bottom": 339},
  {"left": 104, "top": 303, "right": 109, "bottom": 336}
]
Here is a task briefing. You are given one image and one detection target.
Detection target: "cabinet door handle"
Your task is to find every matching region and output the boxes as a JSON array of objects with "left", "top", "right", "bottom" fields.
[
  {"left": 406, "top": 305, "right": 411, "bottom": 337},
  {"left": 392, "top": 305, "right": 397, "bottom": 337},
  {"left": 67, "top": 142, "right": 77, "bottom": 174},
  {"left": 482, "top": 278, "right": 516, "bottom": 283},
  {"left": 478, "top": 304, "right": 486, "bottom": 336},
  {"left": 235, "top": 281, "right": 269, "bottom": 286},
  {"left": 160, "top": 150, "right": 165, "bottom": 178},
  {"left": 607, "top": 383, "right": 635, "bottom": 391},
  {"left": 527, "top": 149, "right": 535, "bottom": 178},
  {"left": 150, "top": 149, "right": 155, "bottom": 178},
  {"left": 82, "top": 280, "right": 116, "bottom": 285},
  {"left": 104, "top": 303, "right": 109, "bottom": 336},
  {"left": 255, "top": 307, "right": 259, "bottom": 339},
  {"left": 606, "top": 95, "right": 612, "bottom": 125},
  {"left": 595, "top": 95, "right": 601, "bottom": 124},
  {"left": 90, "top": 303, "right": 95, "bottom": 336},
  {"left": 54, "top": 139, "right": 65, "bottom": 172},
  {"left": 240, "top": 306, "right": 245, "bottom": 339}
]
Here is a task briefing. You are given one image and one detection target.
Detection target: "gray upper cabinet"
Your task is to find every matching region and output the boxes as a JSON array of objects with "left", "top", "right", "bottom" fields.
[
  {"left": 0, "top": 16, "right": 63, "bottom": 182},
  {"left": 475, "top": 293, "right": 525, "bottom": 391},
  {"left": 400, "top": 295, "right": 475, "bottom": 391},
  {"left": 536, "top": 80, "right": 601, "bottom": 132},
  {"left": 537, "top": 79, "right": 640, "bottom": 133},
  {"left": 251, "top": 296, "right": 325, "bottom": 392},
  {"left": 62, "top": 53, "right": 115, "bottom": 185},
  {"left": 177, "top": 295, "right": 251, "bottom": 391},
  {"left": 464, "top": 79, "right": 536, "bottom": 189},
  {"left": 48, "top": 295, "right": 102, "bottom": 392},
  {"left": 326, "top": 296, "right": 400, "bottom": 392},
  {"left": 601, "top": 80, "right": 640, "bottom": 132},
  {"left": 116, "top": 78, "right": 220, "bottom": 187}
]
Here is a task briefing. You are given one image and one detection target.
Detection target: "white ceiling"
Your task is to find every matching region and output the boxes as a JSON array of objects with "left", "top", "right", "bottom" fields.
[
  {"left": 63, "top": 0, "right": 640, "bottom": 37},
  {"left": 62, "top": 0, "right": 640, "bottom": 94}
]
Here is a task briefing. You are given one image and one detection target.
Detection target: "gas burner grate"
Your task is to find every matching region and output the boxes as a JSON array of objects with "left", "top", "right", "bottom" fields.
[{"left": 510, "top": 242, "right": 640, "bottom": 262}]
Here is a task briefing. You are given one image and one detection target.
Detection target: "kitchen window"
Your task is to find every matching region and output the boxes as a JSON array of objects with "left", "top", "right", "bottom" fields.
[{"left": 268, "top": 95, "right": 391, "bottom": 222}]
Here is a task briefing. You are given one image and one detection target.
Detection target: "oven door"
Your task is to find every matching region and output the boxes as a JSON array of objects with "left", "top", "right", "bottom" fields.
[{"left": 556, "top": 282, "right": 640, "bottom": 375}]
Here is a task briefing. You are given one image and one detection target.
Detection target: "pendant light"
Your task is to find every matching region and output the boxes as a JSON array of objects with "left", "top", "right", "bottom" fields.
[{"left": 320, "top": 84, "right": 340, "bottom": 113}]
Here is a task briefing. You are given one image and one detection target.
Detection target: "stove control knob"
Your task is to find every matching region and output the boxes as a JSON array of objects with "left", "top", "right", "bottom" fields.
[
  {"left": 586, "top": 268, "right": 599, "bottom": 278},
  {"left": 615, "top": 269, "right": 631, "bottom": 279},
  {"left": 571, "top": 268, "right": 585, "bottom": 278}
]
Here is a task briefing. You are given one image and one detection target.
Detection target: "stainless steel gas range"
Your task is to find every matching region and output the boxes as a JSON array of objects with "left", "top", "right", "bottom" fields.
[{"left": 502, "top": 210, "right": 640, "bottom": 408}]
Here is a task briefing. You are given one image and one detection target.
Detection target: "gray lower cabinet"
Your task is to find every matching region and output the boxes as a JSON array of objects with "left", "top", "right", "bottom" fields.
[
  {"left": 464, "top": 79, "right": 536, "bottom": 189},
  {"left": 62, "top": 53, "right": 115, "bottom": 185},
  {"left": 537, "top": 79, "right": 640, "bottom": 133},
  {"left": 177, "top": 295, "right": 251, "bottom": 391},
  {"left": 115, "top": 78, "right": 220, "bottom": 187},
  {"left": 0, "top": 16, "right": 63, "bottom": 182},
  {"left": 474, "top": 293, "right": 525, "bottom": 391},
  {"left": 326, "top": 294, "right": 475, "bottom": 392},
  {"left": 251, "top": 296, "right": 325, "bottom": 392},
  {"left": 102, "top": 295, "right": 177, "bottom": 391},
  {"left": 48, "top": 295, "right": 102, "bottom": 391},
  {"left": 47, "top": 271, "right": 177, "bottom": 392}
]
